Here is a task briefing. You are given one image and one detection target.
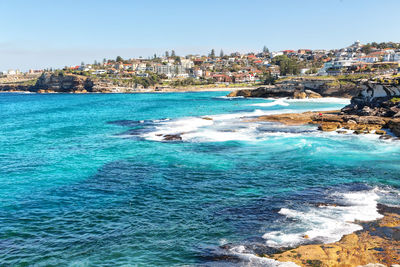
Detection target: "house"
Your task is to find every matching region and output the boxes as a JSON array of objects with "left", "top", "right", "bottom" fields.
[
  {"left": 271, "top": 51, "right": 284, "bottom": 58},
  {"left": 358, "top": 56, "right": 379, "bottom": 63},
  {"left": 298, "top": 49, "right": 311, "bottom": 55},
  {"left": 282, "top": 50, "right": 295, "bottom": 55},
  {"left": 212, "top": 74, "right": 232, "bottom": 83},
  {"left": 267, "top": 65, "right": 280, "bottom": 76}
]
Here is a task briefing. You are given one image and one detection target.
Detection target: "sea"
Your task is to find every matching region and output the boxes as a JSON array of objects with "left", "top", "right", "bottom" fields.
[{"left": 0, "top": 91, "right": 399, "bottom": 266}]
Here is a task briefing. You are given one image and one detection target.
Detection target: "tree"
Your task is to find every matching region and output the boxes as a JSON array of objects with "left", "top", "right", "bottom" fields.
[
  {"left": 263, "top": 46, "right": 269, "bottom": 54},
  {"left": 154, "top": 53, "right": 157, "bottom": 59},
  {"left": 116, "top": 56, "right": 123, "bottom": 62},
  {"left": 220, "top": 49, "right": 224, "bottom": 57},
  {"left": 171, "top": 50, "right": 176, "bottom": 57},
  {"left": 210, "top": 49, "right": 215, "bottom": 59},
  {"left": 361, "top": 44, "right": 372, "bottom": 55},
  {"left": 103, "top": 58, "right": 107, "bottom": 64},
  {"left": 165, "top": 51, "right": 169, "bottom": 58},
  {"left": 81, "top": 61, "right": 85, "bottom": 66},
  {"left": 94, "top": 60, "right": 98, "bottom": 65},
  {"left": 262, "top": 72, "right": 276, "bottom": 85},
  {"left": 271, "top": 55, "right": 300, "bottom": 76}
]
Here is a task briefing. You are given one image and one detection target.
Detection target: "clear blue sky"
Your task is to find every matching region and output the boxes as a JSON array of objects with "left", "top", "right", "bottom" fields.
[{"left": 1, "top": 0, "right": 399, "bottom": 71}]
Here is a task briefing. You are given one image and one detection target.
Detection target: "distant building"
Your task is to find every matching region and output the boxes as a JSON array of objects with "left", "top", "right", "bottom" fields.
[{"left": 155, "top": 64, "right": 185, "bottom": 78}]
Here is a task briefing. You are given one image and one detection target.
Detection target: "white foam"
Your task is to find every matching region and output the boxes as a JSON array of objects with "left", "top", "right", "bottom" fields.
[
  {"left": 216, "top": 96, "right": 245, "bottom": 99},
  {"left": 228, "top": 245, "right": 300, "bottom": 267},
  {"left": 141, "top": 108, "right": 305, "bottom": 142},
  {"left": 141, "top": 106, "right": 343, "bottom": 142},
  {"left": 285, "top": 97, "right": 350, "bottom": 105},
  {"left": 262, "top": 188, "right": 384, "bottom": 248},
  {"left": 250, "top": 99, "right": 290, "bottom": 107}
]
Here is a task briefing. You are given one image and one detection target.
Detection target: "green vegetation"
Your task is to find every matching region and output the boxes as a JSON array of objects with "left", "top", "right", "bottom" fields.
[
  {"left": 169, "top": 78, "right": 215, "bottom": 87},
  {"left": 271, "top": 55, "right": 300, "bottom": 76},
  {"left": 390, "top": 97, "right": 400, "bottom": 104},
  {"left": 261, "top": 72, "right": 277, "bottom": 85}
]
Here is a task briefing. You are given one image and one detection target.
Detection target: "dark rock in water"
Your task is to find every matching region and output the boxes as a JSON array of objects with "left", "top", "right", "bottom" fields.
[
  {"left": 227, "top": 86, "right": 295, "bottom": 98},
  {"left": 379, "top": 134, "right": 396, "bottom": 140},
  {"left": 163, "top": 134, "right": 182, "bottom": 141}
]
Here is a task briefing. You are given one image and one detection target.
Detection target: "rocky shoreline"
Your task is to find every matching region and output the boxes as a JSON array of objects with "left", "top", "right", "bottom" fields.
[
  {"left": 255, "top": 111, "right": 400, "bottom": 139},
  {"left": 0, "top": 73, "right": 257, "bottom": 94},
  {"left": 264, "top": 204, "right": 400, "bottom": 267},
  {"left": 227, "top": 77, "right": 362, "bottom": 99}
]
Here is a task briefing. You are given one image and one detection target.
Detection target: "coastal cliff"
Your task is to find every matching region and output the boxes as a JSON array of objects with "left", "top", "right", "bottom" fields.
[
  {"left": 227, "top": 77, "right": 361, "bottom": 98},
  {"left": 33, "top": 73, "right": 94, "bottom": 93}
]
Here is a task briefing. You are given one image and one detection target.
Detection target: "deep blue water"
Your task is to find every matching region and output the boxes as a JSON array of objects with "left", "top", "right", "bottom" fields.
[{"left": 0, "top": 92, "right": 399, "bottom": 266}]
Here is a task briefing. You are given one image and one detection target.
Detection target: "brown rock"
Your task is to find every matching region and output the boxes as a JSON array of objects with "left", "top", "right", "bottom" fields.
[
  {"left": 293, "top": 91, "right": 307, "bottom": 99},
  {"left": 304, "top": 89, "right": 322, "bottom": 99},
  {"left": 318, "top": 122, "right": 341, "bottom": 131},
  {"left": 387, "top": 119, "right": 400, "bottom": 137},
  {"left": 375, "top": 130, "right": 386, "bottom": 135},
  {"left": 267, "top": 212, "right": 400, "bottom": 267}
]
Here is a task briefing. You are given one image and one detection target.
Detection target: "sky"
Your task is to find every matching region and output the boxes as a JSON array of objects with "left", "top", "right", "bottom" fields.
[{"left": 1, "top": 0, "right": 399, "bottom": 71}]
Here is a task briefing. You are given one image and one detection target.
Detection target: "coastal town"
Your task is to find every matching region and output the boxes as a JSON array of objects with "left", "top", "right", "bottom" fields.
[{"left": 1, "top": 41, "right": 400, "bottom": 93}]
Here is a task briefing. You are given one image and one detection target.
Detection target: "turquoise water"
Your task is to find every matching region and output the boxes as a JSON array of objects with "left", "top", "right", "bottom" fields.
[{"left": 0, "top": 92, "right": 399, "bottom": 266}]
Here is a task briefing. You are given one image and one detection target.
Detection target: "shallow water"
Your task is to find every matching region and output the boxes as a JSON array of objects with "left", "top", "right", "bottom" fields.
[{"left": 0, "top": 92, "right": 399, "bottom": 266}]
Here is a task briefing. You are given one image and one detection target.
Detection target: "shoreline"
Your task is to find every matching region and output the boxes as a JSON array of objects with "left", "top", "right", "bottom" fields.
[
  {"left": 0, "top": 86, "right": 258, "bottom": 94},
  {"left": 265, "top": 204, "right": 400, "bottom": 266},
  {"left": 252, "top": 110, "right": 400, "bottom": 139}
]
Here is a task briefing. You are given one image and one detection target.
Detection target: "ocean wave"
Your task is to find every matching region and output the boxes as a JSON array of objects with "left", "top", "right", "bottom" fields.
[
  {"left": 284, "top": 97, "right": 350, "bottom": 105},
  {"left": 140, "top": 109, "right": 312, "bottom": 142},
  {"left": 215, "top": 96, "right": 245, "bottom": 99},
  {"left": 216, "top": 186, "right": 399, "bottom": 266},
  {"left": 250, "top": 99, "right": 290, "bottom": 107},
  {"left": 262, "top": 187, "right": 384, "bottom": 248},
  {"left": 228, "top": 245, "right": 299, "bottom": 267}
]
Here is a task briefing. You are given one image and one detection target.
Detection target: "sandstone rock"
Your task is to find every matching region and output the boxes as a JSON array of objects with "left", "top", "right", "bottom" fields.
[
  {"left": 375, "top": 130, "right": 386, "bottom": 135},
  {"left": 34, "top": 73, "right": 94, "bottom": 93},
  {"left": 354, "top": 129, "right": 368, "bottom": 134},
  {"left": 268, "top": 211, "right": 400, "bottom": 267},
  {"left": 357, "top": 264, "right": 386, "bottom": 267},
  {"left": 256, "top": 112, "right": 316, "bottom": 125},
  {"left": 304, "top": 89, "right": 322, "bottom": 98},
  {"left": 318, "top": 122, "right": 341, "bottom": 131},
  {"left": 293, "top": 90, "right": 307, "bottom": 99},
  {"left": 202, "top": 117, "right": 213, "bottom": 120}
]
